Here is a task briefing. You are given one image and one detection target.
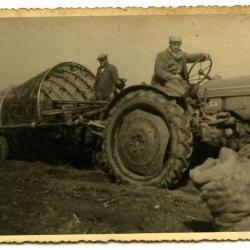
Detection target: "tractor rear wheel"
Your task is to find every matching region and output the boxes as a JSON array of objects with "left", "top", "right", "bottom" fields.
[
  {"left": 0, "top": 135, "right": 9, "bottom": 160},
  {"left": 103, "top": 89, "right": 193, "bottom": 188}
]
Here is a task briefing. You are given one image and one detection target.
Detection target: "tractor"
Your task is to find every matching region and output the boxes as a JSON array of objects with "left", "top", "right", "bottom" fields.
[{"left": 0, "top": 59, "right": 249, "bottom": 188}]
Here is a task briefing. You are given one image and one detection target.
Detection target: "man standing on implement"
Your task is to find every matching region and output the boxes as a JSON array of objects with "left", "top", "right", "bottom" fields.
[
  {"left": 151, "top": 36, "right": 210, "bottom": 96},
  {"left": 95, "top": 53, "right": 119, "bottom": 100}
]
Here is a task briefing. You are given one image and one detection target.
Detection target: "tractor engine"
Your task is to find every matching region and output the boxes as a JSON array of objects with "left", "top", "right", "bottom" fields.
[{"left": 195, "top": 75, "right": 250, "bottom": 151}]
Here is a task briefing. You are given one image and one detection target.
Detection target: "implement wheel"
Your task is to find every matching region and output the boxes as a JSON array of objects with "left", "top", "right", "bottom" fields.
[{"left": 103, "top": 88, "right": 193, "bottom": 188}]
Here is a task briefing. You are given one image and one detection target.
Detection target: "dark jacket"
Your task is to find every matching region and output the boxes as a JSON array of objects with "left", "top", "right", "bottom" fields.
[
  {"left": 95, "top": 63, "right": 119, "bottom": 100},
  {"left": 151, "top": 49, "right": 206, "bottom": 85}
]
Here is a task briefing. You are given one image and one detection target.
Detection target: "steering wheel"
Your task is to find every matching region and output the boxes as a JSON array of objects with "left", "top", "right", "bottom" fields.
[{"left": 187, "top": 56, "right": 212, "bottom": 85}]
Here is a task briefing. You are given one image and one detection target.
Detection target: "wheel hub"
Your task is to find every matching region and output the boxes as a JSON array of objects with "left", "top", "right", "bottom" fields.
[
  {"left": 125, "top": 123, "right": 158, "bottom": 165},
  {"left": 116, "top": 109, "right": 170, "bottom": 176}
]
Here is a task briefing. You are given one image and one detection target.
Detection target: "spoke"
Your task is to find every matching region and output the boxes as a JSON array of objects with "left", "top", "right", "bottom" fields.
[
  {"left": 189, "top": 73, "right": 199, "bottom": 78},
  {"left": 202, "top": 65, "right": 211, "bottom": 71},
  {"left": 190, "top": 78, "right": 200, "bottom": 82},
  {"left": 190, "top": 76, "right": 205, "bottom": 83}
]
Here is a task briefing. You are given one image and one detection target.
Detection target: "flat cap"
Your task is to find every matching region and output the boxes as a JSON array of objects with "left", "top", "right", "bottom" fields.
[
  {"left": 97, "top": 53, "right": 108, "bottom": 60},
  {"left": 169, "top": 36, "right": 182, "bottom": 43}
]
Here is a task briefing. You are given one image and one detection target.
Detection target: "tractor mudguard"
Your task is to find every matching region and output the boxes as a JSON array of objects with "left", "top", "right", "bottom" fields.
[{"left": 104, "top": 84, "right": 183, "bottom": 119}]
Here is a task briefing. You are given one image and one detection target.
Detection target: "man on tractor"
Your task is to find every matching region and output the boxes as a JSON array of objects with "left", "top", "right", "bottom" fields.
[{"left": 151, "top": 36, "right": 211, "bottom": 97}]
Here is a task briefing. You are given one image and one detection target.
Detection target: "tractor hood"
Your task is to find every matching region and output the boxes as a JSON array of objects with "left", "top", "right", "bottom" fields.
[{"left": 198, "top": 75, "right": 250, "bottom": 98}]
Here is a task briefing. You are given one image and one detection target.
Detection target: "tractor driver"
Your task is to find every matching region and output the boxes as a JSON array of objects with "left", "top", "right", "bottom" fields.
[
  {"left": 95, "top": 53, "right": 119, "bottom": 101},
  {"left": 151, "top": 36, "right": 210, "bottom": 96}
]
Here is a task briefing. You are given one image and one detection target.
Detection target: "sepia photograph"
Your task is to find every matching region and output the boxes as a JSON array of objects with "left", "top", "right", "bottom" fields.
[{"left": 1, "top": 7, "right": 250, "bottom": 242}]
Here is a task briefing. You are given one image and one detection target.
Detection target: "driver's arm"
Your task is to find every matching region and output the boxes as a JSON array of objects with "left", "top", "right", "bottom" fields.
[{"left": 185, "top": 53, "right": 209, "bottom": 63}]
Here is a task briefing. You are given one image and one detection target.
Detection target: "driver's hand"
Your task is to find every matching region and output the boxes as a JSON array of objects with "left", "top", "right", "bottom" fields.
[{"left": 204, "top": 53, "right": 211, "bottom": 60}]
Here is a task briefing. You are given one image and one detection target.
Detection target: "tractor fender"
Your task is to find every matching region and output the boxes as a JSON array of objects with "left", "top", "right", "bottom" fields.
[{"left": 104, "top": 84, "right": 183, "bottom": 119}]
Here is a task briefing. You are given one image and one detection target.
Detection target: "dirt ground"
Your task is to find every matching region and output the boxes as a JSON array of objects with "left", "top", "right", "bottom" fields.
[{"left": 0, "top": 160, "right": 213, "bottom": 235}]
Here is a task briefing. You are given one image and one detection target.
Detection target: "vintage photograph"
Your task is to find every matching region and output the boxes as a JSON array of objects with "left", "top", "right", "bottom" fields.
[{"left": 1, "top": 8, "right": 250, "bottom": 241}]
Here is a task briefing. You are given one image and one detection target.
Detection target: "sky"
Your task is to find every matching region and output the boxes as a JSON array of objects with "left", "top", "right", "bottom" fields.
[{"left": 0, "top": 14, "right": 250, "bottom": 90}]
